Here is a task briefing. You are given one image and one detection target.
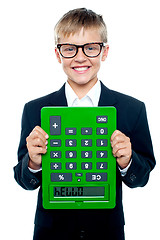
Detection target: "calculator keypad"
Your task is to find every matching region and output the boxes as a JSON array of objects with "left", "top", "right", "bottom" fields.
[{"left": 50, "top": 116, "right": 109, "bottom": 183}]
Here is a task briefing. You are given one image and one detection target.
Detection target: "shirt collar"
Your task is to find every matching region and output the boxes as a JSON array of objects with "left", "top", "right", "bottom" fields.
[{"left": 65, "top": 80, "right": 101, "bottom": 107}]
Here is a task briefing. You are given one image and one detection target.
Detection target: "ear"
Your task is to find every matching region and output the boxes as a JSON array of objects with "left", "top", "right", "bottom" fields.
[
  {"left": 101, "top": 45, "right": 109, "bottom": 62},
  {"left": 55, "top": 48, "right": 62, "bottom": 64}
]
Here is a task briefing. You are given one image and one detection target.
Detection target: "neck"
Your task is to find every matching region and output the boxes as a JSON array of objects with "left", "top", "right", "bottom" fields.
[{"left": 67, "top": 78, "right": 98, "bottom": 99}]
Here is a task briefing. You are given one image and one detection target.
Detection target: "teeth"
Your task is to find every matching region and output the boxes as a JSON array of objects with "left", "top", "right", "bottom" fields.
[{"left": 74, "top": 67, "right": 89, "bottom": 71}]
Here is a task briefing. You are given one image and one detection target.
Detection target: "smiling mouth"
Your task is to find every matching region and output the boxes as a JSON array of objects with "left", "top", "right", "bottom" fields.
[{"left": 72, "top": 66, "right": 91, "bottom": 72}]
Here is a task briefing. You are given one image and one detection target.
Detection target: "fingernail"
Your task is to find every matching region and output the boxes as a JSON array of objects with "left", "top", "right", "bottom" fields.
[{"left": 46, "top": 134, "right": 49, "bottom": 139}]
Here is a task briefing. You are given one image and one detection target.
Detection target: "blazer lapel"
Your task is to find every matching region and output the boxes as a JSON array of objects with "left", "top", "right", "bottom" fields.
[
  {"left": 50, "top": 84, "right": 68, "bottom": 106},
  {"left": 49, "top": 81, "right": 117, "bottom": 107},
  {"left": 98, "top": 81, "right": 117, "bottom": 107}
]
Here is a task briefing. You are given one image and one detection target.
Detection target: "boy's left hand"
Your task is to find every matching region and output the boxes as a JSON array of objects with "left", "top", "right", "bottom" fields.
[{"left": 111, "top": 130, "right": 132, "bottom": 169}]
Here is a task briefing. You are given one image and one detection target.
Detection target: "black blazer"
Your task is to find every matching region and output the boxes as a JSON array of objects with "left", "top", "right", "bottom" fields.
[{"left": 14, "top": 81, "right": 155, "bottom": 229}]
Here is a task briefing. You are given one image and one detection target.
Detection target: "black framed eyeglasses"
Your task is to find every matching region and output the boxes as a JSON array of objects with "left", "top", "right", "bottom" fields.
[{"left": 57, "top": 42, "right": 105, "bottom": 58}]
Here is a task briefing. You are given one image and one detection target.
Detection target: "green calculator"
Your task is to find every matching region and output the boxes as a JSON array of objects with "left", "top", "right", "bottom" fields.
[{"left": 41, "top": 107, "right": 116, "bottom": 209}]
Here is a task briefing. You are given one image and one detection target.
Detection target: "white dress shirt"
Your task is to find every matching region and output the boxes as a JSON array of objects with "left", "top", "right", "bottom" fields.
[{"left": 29, "top": 80, "right": 131, "bottom": 176}]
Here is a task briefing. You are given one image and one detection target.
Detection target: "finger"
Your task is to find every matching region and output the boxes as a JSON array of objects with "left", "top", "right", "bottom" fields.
[
  {"left": 110, "top": 130, "right": 121, "bottom": 142},
  {"left": 28, "top": 128, "right": 48, "bottom": 144},
  {"left": 111, "top": 134, "right": 126, "bottom": 149},
  {"left": 113, "top": 147, "right": 127, "bottom": 158},
  {"left": 112, "top": 142, "right": 127, "bottom": 156},
  {"left": 29, "top": 137, "right": 48, "bottom": 148},
  {"left": 28, "top": 145, "right": 47, "bottom": 162},
  {"left": 33, "top": 126, "right": 49, "bottom": 139},
  {"left": 30, "top": 145, "right": 47, "bottom": 155}
]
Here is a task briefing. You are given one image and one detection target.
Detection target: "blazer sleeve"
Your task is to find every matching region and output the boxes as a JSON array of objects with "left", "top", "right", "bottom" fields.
[
  {"left": 122, "top": 103, "right": 156, "bottom": 188},
  {"left": 13, "top": 103, "right": 42, "bottom": 190}
]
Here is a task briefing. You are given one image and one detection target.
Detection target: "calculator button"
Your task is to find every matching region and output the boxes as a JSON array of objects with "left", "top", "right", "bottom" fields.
[
  {"left": 81, "top": 128, "right": 92, "bottom": 135},
  {"left": 96, "top": 139, "right": 108, "bottom": 147},
  {"left": 50, "top": 162, "right": 62, "bottom": 170},
  {"left": 81, "top": 139, "right": 92, "bottom": 147},
  {"left": 81, "top": 151, "right": 92, "bottom": 158},
  {"left": 81, "top": 162, "right": 92, "bottom": 170},
  {"left": 50, "top": 139, "right": 61, "bottom": 147},
  {"left": 51, "top": 173, "right": 72, "bottom": 182},
  {"left": 86, "top": 173, "right": 107, "bottom": 182},
  {"left": 50, "top": 116, "right": 61, "bottom": 135},
  {"left": 66, "top": 151, "right": 77, "bottom": 158},
  {"left": 96, "top": 116, "right": 108, "bottom": 123},
  {"left": 65, "top": 139, "right": 77, "bottom": 147},
  {"left": 50, "top": 151, "right": 61, "bottom": 158},
  {"left": 75, "top": 173, "right": 83, "bottom": 177},
  {"left": 96, "top": 127, "right": 108, "bottom": 135},
  {"left": 65, "top": 128, "right": 77, "bottom": 135},
  {"left": 96, "top": 162, "right": 107, "bottom": 170},
  {"left": 96, "top": 151, "right": 107, "bottom": 158},
  {"left": 66, "top": 162, "right": 77, "bottom": 170}
]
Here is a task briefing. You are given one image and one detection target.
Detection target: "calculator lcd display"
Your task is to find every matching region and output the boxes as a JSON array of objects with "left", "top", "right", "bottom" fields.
[{"left": 54, "top": 187, "right": 105, "bottom": 197}]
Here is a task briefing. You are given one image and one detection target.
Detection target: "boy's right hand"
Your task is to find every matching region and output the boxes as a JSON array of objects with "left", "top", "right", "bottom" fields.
[{"left": 26, "top": 126, "right": 49, "bottom": 170}]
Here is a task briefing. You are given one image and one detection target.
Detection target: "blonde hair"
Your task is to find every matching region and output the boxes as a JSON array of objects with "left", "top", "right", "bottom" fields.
[{"left": 54, "top": 8, "right": 108, "bottom": 45}]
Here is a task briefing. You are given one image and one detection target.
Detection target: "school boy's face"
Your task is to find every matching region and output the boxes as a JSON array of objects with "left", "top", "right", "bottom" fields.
[{"left": 55, "top": 28, "right": 109, "bottom": 87}]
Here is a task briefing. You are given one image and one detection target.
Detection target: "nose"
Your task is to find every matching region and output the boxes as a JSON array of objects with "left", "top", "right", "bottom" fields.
[{"left": 74, "top": 47, "right": 87, "bottom": 62}]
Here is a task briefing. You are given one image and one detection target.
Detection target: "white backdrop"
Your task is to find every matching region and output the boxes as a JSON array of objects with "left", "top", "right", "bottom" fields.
[{"left": 0, "top": 0, "right": 160, "bottom": 239}]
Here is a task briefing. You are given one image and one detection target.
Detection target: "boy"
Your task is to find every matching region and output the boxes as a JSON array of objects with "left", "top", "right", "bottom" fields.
[{"left": 14, "top": 8, "right": 155, "bottom": 240}]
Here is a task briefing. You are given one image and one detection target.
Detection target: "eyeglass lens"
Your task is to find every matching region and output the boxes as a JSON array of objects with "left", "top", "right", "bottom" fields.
[{"left": 60, "top": 43, "right": 102, "bottom": 58}]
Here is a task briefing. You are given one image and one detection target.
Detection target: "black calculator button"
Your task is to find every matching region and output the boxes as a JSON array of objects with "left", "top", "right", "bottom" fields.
[
  {"left": 96, "top": 116, "right": 108, "bottom": 123},
  {"left": 50, "top": 116, "right": 61, "bottom": 135},
  {"left": 50, "top": 139, "right": 61, "bottom": 147},
  {"left": 96, "top": 162, "right": 107, "bottom": 170},
  {"left": 66, "top": 151, "right": 77, "bottom": 158},
  {"left": 75, "top": 173, "right": 83, "bottom": 177},
  {"left": 96, "top": 127, "right": 108, "bottom": 135},
  {"left": 66, "top": 162, "right": 77, "bottom": 170},
  {"left": 65, "top": 139, "right": 77, "bottom": 147},
  {"left": 50, "top": 162, "right": 62, "bottom": 170},
  {"left": 50, "top": 151, "right": 61, "bottom": 158},
  {"left": 65, "top": 128, "right": 77, "bottom": 135},
  {"left": 81, "top": 128, "right": 92, "bottom": 135},
  {"left": 86, "top": 173, "right": 107, "bottom": 182},
  {"left": 81, "top": 151, "right": 92, "bottom": 158},
  {"left": 81, "top": 162, "right": 92, "bottom": 170},
  {"left": 96, "top": 139, "right": 108, "bottom": 147},
  {"left": 51, "top": 173, "right": 72, "bottom": 182},
  {"left": 81, "top": 139, "right": 92, "bottom": 147},
  {"left": 96, "top": 151, "right": 107, "bottom": 158}
]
